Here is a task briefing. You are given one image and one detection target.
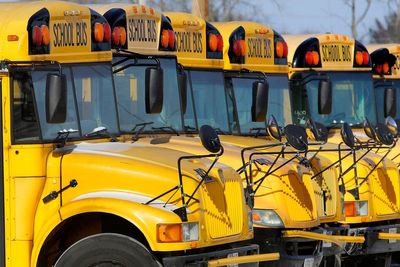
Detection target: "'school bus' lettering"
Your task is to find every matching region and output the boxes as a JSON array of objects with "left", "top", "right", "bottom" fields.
[
  {"left": 247, "top": 37, "right": 272, "bottom": 58},
  {"left": 53, "top": 21, "right": 88, "bottom": 47},
  {"left": 128, "top": 18, "right": 157, "bottom": 43},
  {"left": 321, "top": 44, "right": 351, "bottom": 62},
  {"left": 176, "top": 31, "right": 202, "bottom": 53}
]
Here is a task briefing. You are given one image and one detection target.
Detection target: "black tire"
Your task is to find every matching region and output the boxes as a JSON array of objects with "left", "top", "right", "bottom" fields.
[{"left": 55, "top": 233, "right": 160, "bottom": 267}]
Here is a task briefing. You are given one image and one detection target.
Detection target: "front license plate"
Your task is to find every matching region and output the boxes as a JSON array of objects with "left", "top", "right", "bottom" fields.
[
  {"left": 304, "top": 257, "right": 314, "bottom": 267},
  {"left": 227, "top": 252, "right": 239, "bottom": 267}
]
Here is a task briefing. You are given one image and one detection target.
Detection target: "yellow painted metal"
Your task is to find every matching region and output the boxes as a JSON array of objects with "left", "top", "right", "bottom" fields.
[
  {"left": 283, "top": 230, "right": 365, "bottom": 247},
  {"left": 378, "top": 232, "right": 400, "bottom": 240},
  {"left": 207, "top": 252, "right": 280, "bottom": 266}
]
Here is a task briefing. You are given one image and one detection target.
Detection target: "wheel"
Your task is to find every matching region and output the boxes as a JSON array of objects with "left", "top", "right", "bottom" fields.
[{"left": 55, "top": 233, "right": 160, "bottom": 267}]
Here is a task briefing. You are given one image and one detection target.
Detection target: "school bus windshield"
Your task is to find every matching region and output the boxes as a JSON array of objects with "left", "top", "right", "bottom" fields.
[
  {"left": 230, "top": 74, "right": 292, "bottom": 134},
  {"left": 114, "top": 57, "right": 183, "bottom": 133},
  {"left": 294, "top": 71, "right": 377, "bottom": 128},
  {"left": 12, "top": 63, "right": 119, "bottom": 143},
  {"left": 185, "top": 70, "right": 232, "bottom": 133}
]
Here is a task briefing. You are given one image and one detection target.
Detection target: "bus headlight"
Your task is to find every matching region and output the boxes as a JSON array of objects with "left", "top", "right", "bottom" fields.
[
  {"left": 252, "top": 209, "right": 283, "bottom": 227},
  {"left": 157, "top": 222, "right": 199, "bottom": 242},
  {"left": 182, "top": 222, "right": 199, "bottom": 242},
  {"left": 345, "top": 201, "right": 368, "bottom": 217}
]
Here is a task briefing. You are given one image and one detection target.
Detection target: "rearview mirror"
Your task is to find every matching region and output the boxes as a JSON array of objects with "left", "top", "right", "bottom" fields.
[
  {"left": 385, "top": 116, "right": 398, "bottom": 136},
  {"left": 178, "top": 71, "right": 187, "bottom": 114},
  {"left": 376, "top": 123, "right": 394, "bottom": 145},
  {"left": 267, "top": 115, "right": 282, "bottom": 141},
  {"left": 341, "top": 123, "right": 355, "bottom": 148},
  {"left": 384, "top": 87, "right": 396, "bottom": 118},
  {"left": 306, "top": 119, "right": 328, "bottom": 142},
  {"left": 363, "top": 118, "right": 376, "bottom": 140},
  {"left": 251, "top": 81, "right": 269, "bottom": 122},
  {"left": 199, "top": 125, "right": 221, "bottom": 153},
  {"left": 284, "top": 125, "right": 308, "bottom": 151},
  {"left": 145, "top": 67, "right": 163, "bottom": 114},
  {"left": 46, "top": 73, "right": 67, "bottom": 123},
  {"left": 318, "top": 80, "right": 332, "bottom": 115}
]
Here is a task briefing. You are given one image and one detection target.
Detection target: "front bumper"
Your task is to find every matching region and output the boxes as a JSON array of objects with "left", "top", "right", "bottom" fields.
[
  {"left": 163, "top": 244, "right": 279, "bottom": 267},
  {"left": 344, "top": 223, "right": 400, "bottom": 256}
]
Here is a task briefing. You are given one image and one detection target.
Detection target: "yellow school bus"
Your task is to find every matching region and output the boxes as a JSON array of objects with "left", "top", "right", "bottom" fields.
[
  {"left": 286, "top": 34, "right": 400, "bottom": 265},
  {"left": 0, "top": 2, "right": 271, "bottom": 266}
]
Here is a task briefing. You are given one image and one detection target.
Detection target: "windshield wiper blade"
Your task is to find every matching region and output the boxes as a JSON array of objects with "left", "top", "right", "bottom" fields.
[
  {"left": 131, "top": 121, "right": 154, "bottom": 141},
  {"left": 184, "top": 125, "right": 197, "bottom": 133},
  {"left": 152, "top": 126, "right": 180, "bottom": 136},
  {"left": 249, "top": 127, "right": 266, "bottom": 137},
  {"left": 213, "top": 127, "right": 227, "bottom": 135},
  {"left": 85, "top": 126, "right": 116, "bottom": 141}
]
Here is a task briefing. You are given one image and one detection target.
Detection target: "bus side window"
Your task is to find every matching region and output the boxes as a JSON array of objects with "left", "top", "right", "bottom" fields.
[{"left": 12, "top": 73, "right": 40, "bottom": 142}]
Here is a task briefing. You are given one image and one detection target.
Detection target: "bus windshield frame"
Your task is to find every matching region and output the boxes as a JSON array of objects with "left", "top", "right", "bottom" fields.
[
  {"left": 291, "top": 70, "right": 377, "bottom": 128},
  {"left": 113, "top": 55, "right": 185, "bottom": 134},
  {"left": 11, "top": 62, "right": 120, "bottom": 144},
  {"left": 374, "top": 78, "right": 400, "bottom": 124}
]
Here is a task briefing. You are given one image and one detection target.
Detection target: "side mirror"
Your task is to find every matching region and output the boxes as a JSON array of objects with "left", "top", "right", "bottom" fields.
[
  {"left": 307, "top": 119, "right": 328, "bottom": 142},
  {"left": 178, "top": 71, "right": 188, "bottom": 114},
  {"left": 46, "top": 73, "right": 67, "bottom": 123},
  {"left": 267, "top": 115, "right": 282, "bottom": 141},
  {"left": 284, "top": 124, "right": 308, "bottom": 151},
  {"left": 251, "top": 81, "right": 269, "bottom": 122},
  {"left": 145, "top": 67, "right": 163, "bottom": 114},
  {"left": 318, "top": 80, "right": 332, "bottom": 115},
  {"left": 384, "top": 87, "right": 396, "bottom": 118},
  {"left": 341, "top": 123, "right": 355, "bottom": 148},
  {"left": 376, "top": 123, "right": 394, "bottom": 145},
  {"left": 385, "top": 116, "right": 398, "bottom": 136},
  {"left": 199, "top": 125, "right": 221, "bottom": 153},
  {"left": 363, "top": 118, "right": 376, "bottom": 140}
]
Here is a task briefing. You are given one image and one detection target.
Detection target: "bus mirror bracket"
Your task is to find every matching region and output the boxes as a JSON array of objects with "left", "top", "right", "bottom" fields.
[
  {"left": 384, "top": 87, "right": 396, "bottom": 118},
  {"left": 251, "top": 80, "right": 269, "bottom": 122},
  {"left": 145, "top": 67, "right": 163, "bottom": 114},
  {"left": 46, "top": 73, "right": 67, "bottom": 124}
]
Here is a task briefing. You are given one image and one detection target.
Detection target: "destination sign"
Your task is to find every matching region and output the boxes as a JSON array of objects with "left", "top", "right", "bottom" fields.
[
  {"left": 51, "top": 20, "right": 88, "bottom": 52},
  {"left": 175, "top": 31, "right": 202, "bottom": 54},
  {"left": 247, "top": 37, "right": 272, "bottom": 59},
  {"left": 321, "top": 44, "right": 352, "bottom": 62}
]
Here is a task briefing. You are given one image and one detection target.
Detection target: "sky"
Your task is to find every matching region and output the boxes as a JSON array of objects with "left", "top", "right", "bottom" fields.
[{"left": 259, "top": 0, "right": 391, "bottom": 43}]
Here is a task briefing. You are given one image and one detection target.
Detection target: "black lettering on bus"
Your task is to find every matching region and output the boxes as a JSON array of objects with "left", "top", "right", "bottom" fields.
[
  {"left": 263, "top": 39, "right": 272, "bottom": 58},
  {"left": 193, "top": 32, "right": 202, "bottom": 53}
]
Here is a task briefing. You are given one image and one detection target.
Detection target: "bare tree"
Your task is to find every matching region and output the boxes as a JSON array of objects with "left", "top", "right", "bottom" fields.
[{"left": 343, "top": 0, "right": 372, "bottom": 39}]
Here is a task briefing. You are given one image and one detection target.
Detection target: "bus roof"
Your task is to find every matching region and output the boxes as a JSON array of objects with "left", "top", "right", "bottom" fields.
[
  {"left": 0, "top": 1, "right": 111, "bottom": 63},
  {"left": 214, "top": 21, "right": 288, "bottom": 73},
  {"left": 284, "top": 33, "right": 370, "bottom": 71},
  {"left": 165, "top": 12, "right": 224, "bottom": 69}
]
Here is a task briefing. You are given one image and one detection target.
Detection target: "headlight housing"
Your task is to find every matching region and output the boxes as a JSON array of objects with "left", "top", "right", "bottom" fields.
[
  {"left": 252, "top": 209, "right": 284, "bottom": 227},
  {"left": 344, "top": 201, "right": 368, "bottom": 217},
  {"left": 157, "top": 222, "right": 199, "bottom": 242}
]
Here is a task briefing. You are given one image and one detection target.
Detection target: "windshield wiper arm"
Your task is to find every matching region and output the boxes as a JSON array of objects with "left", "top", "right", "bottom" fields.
[
  {"left": 249, "top": 127, "right": 266, "bottom": 137},
  {"left": 85, "top": 126, "right": 116, "bottom": 141},
  {"left": 184, "top": 125, "right": 197, "bottom": 133},
  {"left": 131, "top": 121, "right": 154, "bottom": 141},
  {"left": 214, "top": 127, "right": 227, "bottom": 135},
  {"left": 54, "top": 129, "right": 79, "bottom": 148},
  {"left": 152, "top": 126, "right": 180, "bottom": 136}
]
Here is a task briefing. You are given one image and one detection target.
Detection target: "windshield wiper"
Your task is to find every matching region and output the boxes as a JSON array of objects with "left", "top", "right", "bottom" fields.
[
  {"left": 249, "top": 127, "right": 266, "bottom": 137},
  {"left": 184, "top": 125, "right": 197, "bottom": 133},
  {"left": 152, "top": 126, "right": 180, "bottom": 136},
  {"left": 54, "top": 129, "right": 79, "bottom": 148},
  {"left": 131, "top": 121, "right": 154, "bottom": 141},
  {"left": 214, "top": 127, "right": 227, "bottom": 135},
  {"left": 85, "top": 126, "right": 116, "bottom": 141}
]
